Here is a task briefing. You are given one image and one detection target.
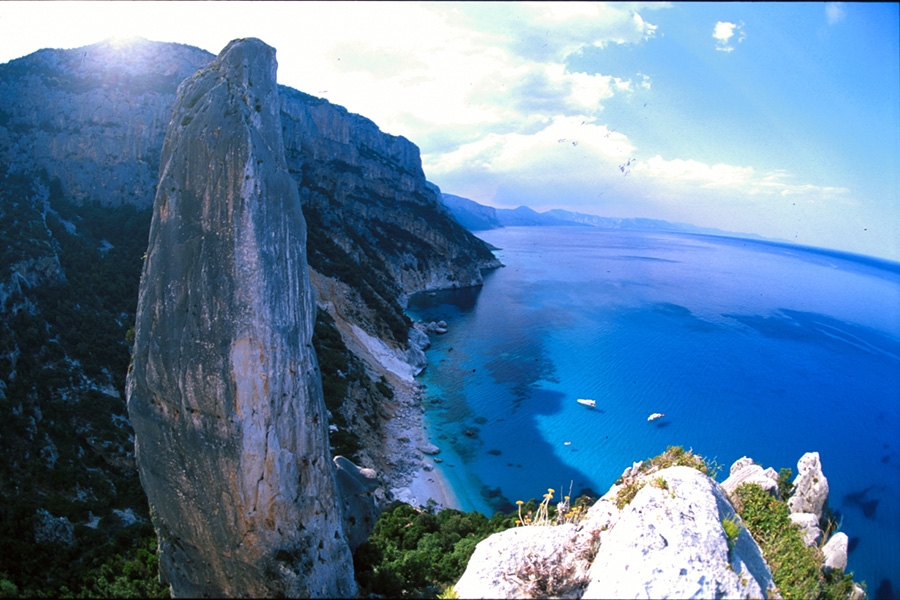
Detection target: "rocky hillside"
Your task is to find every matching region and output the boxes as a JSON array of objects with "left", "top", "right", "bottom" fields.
[
  {"left": 0, "top": 38, "right": 214, "bottom": 207},
  {"left": 455, "top": 450, "right": 864, "bottom": 599},
  {"left": 0, "top": 37, "right": 498, "bottom": 595}
]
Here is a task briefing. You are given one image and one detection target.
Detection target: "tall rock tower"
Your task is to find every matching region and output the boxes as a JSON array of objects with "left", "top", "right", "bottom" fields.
[{"left": 125, "top": 38, "right": 356, "bottom": 597}]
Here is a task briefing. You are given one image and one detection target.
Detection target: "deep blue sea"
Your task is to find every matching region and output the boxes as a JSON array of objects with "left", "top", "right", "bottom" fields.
[{"left": 406, "top": 226, "right": 900, "bottom": 597}]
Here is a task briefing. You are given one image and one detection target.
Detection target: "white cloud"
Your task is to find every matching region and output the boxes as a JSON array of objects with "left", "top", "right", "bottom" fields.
[
  {"left": 633, "top": 155, "right": 850, "bottom": 200},
  {"left": 712, "top": 21, "right": 746, "bottom": 53},
  {"left": 825, "top": 2, "right": 846, "bottom": 25}
]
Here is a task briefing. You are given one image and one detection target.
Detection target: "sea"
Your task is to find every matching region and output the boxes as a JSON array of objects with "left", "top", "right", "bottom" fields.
[{"left": 406, "top": 226, "right": 900, "bottom": 597}]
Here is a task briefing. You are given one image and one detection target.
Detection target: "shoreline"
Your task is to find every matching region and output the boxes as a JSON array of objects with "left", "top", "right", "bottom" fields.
[{"left": 382, "top": 377, "right": 462, "bottom": 512}]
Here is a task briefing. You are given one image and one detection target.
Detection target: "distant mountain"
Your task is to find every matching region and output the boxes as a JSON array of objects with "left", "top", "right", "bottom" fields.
[
  {"left": 496, "top": 206, "right": 587, "bottom": 227},
  {"left": 441, "top": 193, "right": 763, "bottom": 239},
  {"left": 440, "top": 194, "right": 502, "bottom": 230}
]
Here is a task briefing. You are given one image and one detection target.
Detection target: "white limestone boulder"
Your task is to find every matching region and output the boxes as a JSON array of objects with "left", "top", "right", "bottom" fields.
[
  {"left": 822, "top": 532, "right": 849, "bottom": 573},
  {"left": 789, "top": 512, "right": 824, "bottom": 547},
  {"left": 583, "top": 467, "right": 775, "bottom": 599},
  {"left": 787, "top": 452, "right": 829, "bottom": 519}
]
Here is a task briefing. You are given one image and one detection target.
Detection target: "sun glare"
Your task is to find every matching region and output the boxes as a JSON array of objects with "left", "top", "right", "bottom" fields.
[{"left": 108, "top": 35, "right": 140, "bottom": 50}]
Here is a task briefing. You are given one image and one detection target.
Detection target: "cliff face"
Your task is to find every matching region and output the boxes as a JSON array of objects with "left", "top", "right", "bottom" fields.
[
  {"left": 0, "top": 36, "right": 500, "bottom": 594},
  {"left": 0, "top": 39, "right": 213, "bottom": 207},
  {"left": 280, "top": 87, "right": 501, "bottom": 346},
  {"left": 125, "top": 39, "right": 355, "bottom": 597}
]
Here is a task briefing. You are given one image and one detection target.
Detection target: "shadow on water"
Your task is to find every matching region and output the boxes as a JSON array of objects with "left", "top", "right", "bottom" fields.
[
  {"left": 874, "top": 579, "right": 895, "bottom": 600},
  {"left": 843, "top": 485, "right": 882, "bottom": 519},
  {"left": 724, "top": 309, "right": 900, "bottom": 359},
  {"left": 474, "top": 387, "right": 597, "bottom": 514},
  {"left": 407, "top": 285, "right": 485, "bottom": 317}
]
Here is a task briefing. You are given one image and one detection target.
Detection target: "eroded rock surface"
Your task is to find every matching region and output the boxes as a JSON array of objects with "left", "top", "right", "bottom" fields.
[
  {"left": 788, "top": 451, "right": 829, "bottom": 519},
  {"left": 584, "top": 467, "right": 774, "bottom": 599},
  {"left": 126, "top": 38, "right": 354, "bottom": 597}
]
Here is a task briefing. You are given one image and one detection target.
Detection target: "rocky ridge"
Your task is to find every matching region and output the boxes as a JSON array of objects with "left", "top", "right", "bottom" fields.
[
  {"left": 454, "top": 451, "right": 863, "bottom": 599},
  {"left": 0, "top": 38, "right": 214, "bottom": 207},
  {"left": 125, "top": 39, "right": 355, "bottom": 597}
]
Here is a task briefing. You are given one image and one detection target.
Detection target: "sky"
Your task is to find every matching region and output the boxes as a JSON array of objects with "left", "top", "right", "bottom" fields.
[{"left": 1, "top": 2, "right": 898, "bottom": 260}]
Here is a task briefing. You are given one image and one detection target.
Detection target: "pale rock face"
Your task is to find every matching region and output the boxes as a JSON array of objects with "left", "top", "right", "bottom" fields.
[
  {"left": 787, "top": 452, "right": 829, "bottom": 519},
  {"left": 454, "top": 525, "right": 586, "bottom": 599},
  {"left": 126, "top": 38, "right": 354, "bottom": 597},
  {"left": 454, "top": 500, "right": 617, "bottom": 600},
  {"left": 721, "top": 462, "right": 780, "bottom": 500},
  {"left": 789, "top": 512, "right": 824, "bottom": 547},
  {"left": 822, "top": 532, "right": 849, "bottom": 573},
  {"left": 455, "top": 467, "right": 775, "bottom": 600},
  {"left": 730, "top": 456, "right": 756, "bottom": 475},
  {"left": 584, "top": 467, "right": 774, "bottom": 599},
  {"left": 0, "top": 38, "right": 213, "bottom": 207}
]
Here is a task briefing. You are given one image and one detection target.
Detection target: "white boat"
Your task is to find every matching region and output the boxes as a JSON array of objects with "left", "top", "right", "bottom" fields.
[
  {"left": 577, "top": 398, "right": 596, "bottom": 408},
  {"left": 648, "top": 412, "right": 665, "bottom": 421}
]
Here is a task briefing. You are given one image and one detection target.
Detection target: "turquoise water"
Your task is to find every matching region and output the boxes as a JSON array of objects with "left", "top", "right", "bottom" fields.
[{"left": 407, "top": 227, "right": 900, "bottom": 596}]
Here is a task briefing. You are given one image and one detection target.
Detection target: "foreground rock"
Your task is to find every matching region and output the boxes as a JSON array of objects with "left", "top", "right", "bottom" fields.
[
  {"left": 455, "top": 466, "right": 775, "bottom": 599},
  {"left": 585, "top": 467, "right": 772, "bottom": 599},
  {"left": 126, "top": 39, "right": 354, "bottom": 597},
  {"left": 454, "top": 451, "right": 861, "bottom": 598}
]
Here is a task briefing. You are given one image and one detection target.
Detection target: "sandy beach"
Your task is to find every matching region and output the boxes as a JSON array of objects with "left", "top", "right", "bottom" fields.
[{"left": 382, "top": 376, "right": 463, "bottom": 512}]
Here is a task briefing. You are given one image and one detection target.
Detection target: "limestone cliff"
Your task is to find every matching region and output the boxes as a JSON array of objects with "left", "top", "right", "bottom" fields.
[
  {"left": 0, "top": 38, "right": 213, "bottom": 207},
  {"left": 280, "top": 86, "right": 501, "bottom": 347},
  {"left": 125, "top": 39, "right": 355, "bottom": 597}
]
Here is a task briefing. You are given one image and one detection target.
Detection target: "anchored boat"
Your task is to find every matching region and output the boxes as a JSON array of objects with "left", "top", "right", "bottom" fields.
[{"left": 577, "top": 398, "right": 597, "bottom": 408}]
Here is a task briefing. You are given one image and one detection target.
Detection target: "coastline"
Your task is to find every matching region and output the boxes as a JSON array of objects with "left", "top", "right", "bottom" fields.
[{"left": 382, "top": 377, "right": 462, "bottom": 512}]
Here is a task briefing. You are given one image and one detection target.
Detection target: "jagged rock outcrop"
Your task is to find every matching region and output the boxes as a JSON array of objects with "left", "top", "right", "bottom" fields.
[
  {"left": 585, "top": 467, "right": 773, "bottom": 599},
  {"left": 333, "top": 455, "right": 380, "bottom": 552},
  {"left": 455, "top": 466, "right": 775, "bottom": 599},
  {"left": 456, "top": 451, "right": 862, "bottom": 598},
  {"left": 787, "top": 451, "right": 829, "bottom": 519},
  {"left": 126, "top": 39, "right": 355, "bottom": 597},
  {"left": 822, "top": 532, "right": 849, "bottom": 573},
  {"left": 790, "top": 512, "right": 824, "bottom": 547},
  {"left": 0, "top": 38, "right": 213, "bottom": 207},
  {"left": 721, "top": 456, "right": 781, "bottom": 499}
]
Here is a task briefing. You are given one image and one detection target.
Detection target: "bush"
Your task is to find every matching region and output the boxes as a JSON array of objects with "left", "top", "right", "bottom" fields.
[
  {"left": 733, "top": 482, "right": 863, "bottom": 599},
  {"left": 354, "top": 501, "right": 516, "bottom": 598}
]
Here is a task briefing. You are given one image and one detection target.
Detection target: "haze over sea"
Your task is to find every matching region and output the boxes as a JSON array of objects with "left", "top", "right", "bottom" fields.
[{"left": 407, "top": 226, "right": 900, "bottom": 596}]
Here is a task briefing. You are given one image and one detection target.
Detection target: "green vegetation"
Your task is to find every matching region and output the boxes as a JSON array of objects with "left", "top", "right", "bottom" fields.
[
  {"left": 733, "top": 483, "right": 861, "bottom": 599},
  {"left": 312, "top": 309, "right": 365, "bottom": 460},
  {"left": 303, "top": 203, "right": 411, "bottom": 345},
  {"left": 777, "top": 467, "right": 794, "bottom": 499},
  {"left": 721, "top": 514, "right": 741, "bottom": 548},
  {"left": 0, "top": 168, "right": 165, "bottom": 597},
  {"left": 353, "top": 501, "right": 518, "bottom": 598}
]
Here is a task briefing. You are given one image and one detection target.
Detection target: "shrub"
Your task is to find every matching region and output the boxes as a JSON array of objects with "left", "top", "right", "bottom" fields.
[
  {"left": 354, "top": 501, "right": 516, "bottom": 598},
  {"left": 721, "top": 514, "right": 741, "bottom": 548},
  {"left": 614, "top": 446, "right": 717, "bottom": 510},
  {"left": 734, "top": 482, "right": 824, "bottom": 599}
]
